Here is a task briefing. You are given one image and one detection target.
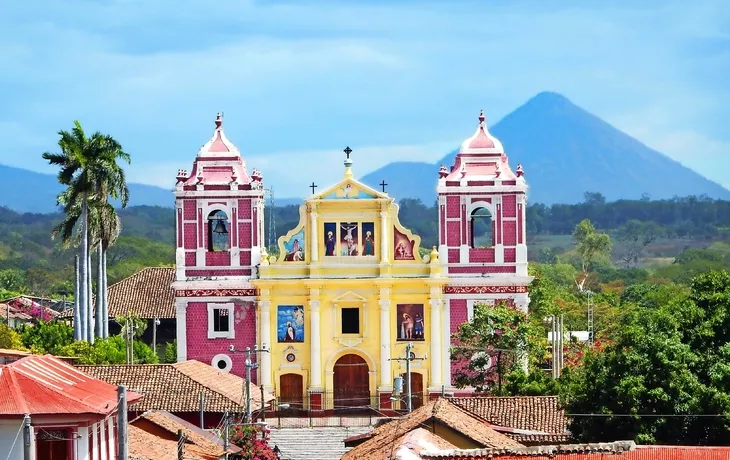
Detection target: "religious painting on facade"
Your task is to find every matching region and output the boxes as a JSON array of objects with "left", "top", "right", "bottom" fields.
[
  {"left": 324, "top": 223, "right": 337, "bottom": 256},
  {"left": 361, "top": 222, "right": 375, "bottom": 256},
  {"left": 393, "top": 228, "right": 415, "bottom": 260},
  {"left": 277, "top": 305, "right": 304, "bottom": 342},
  {"left": 340, "top": 222, "right": 359, "bottom": 256},
  {"left": 397, "top": 304, "right": 425, "bottom": 341},
  {"left": 282, "top": 228, "right": 305, "bottom": 261}
]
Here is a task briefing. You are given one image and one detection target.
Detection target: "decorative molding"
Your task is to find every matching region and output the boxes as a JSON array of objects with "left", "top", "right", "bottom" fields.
[
  {"left": 337, "top": 337, "right": 363, "bottom": 347},
  {"left": 444, "top": 285, "right": 528, "bottom": 294},
  {"left": 175, "top": 288, "right": 257, "bottom": 297}
]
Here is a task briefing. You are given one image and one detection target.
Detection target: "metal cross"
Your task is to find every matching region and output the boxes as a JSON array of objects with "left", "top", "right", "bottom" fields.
[
  {"left": 310, "top": 182, "right": 318, "bottom": 194},
  {"left": 343, "top": 146, "right": 352, "bottom": 159},
  {"left": 380, "top": 180, "right": 388, "bottom": 193}
]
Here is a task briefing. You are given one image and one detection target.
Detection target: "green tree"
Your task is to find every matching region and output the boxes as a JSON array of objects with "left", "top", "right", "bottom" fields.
[
  {"left": 0, "top": 269, "right": 25, "bottom": 293},
  {"left": 43, "top": 121, "right": 130, "bottom": 344},
  {"left": 572, "top": 219, "right": 612, "bottom": 290},
  {"left": 0, "top": 324, "right": 25, "bottom": 350},
  {"left": 615, "top": 220, "right": 662, "bottom": 268},
  {"left": 163, "top": 339, "right": 178, "bottom": 363},
  {"left": 19, "top": 321, "right": 74, "bottom": 355},
  {"left": 451, "top": 302, "right": 545, "bottom": 394},
  {"left": 58, "top": 335, "right": 157, "bottom": 364}
]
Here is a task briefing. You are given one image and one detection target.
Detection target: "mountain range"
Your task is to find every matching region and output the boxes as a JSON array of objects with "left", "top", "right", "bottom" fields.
[
  {"left": 1, "top": 91, "right": 728, "bottom": 213},
  {"left": 361, "top": 92, "right": 730, "bottom": 205}
]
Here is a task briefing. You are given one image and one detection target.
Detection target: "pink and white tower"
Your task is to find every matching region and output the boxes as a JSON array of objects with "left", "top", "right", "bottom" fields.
[
  {"left": 172, "top": 113, "right": 265, "bottom": 377},
  {"left": 437, "top": 110, "right": 533, "bottom": 386}
]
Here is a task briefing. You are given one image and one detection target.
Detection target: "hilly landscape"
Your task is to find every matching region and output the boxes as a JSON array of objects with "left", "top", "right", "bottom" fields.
[{"left": 361, "top": 92, "right": 730, "bottom": 205}]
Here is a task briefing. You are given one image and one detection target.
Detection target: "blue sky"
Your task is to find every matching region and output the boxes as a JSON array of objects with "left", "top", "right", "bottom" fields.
[{"left": 1, "top": 0, "right": 729, "bottom": 198}]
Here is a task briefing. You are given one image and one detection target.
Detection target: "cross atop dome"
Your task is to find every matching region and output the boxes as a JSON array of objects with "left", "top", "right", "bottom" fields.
[
  {"left": 215, "top": 112, "right": 223, "bottom": 128},
  {"left": 343, "top": 146, "right": 354, "bottom": 178}
]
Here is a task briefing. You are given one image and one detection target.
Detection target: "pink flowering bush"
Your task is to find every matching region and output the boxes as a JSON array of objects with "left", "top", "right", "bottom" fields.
[{"left": 230, "top": 425, "right": 277, "bottom": 460}]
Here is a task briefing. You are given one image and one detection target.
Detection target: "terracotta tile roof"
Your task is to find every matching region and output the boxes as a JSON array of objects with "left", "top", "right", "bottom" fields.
[
  {"left": 342, "top": 398, "right": 524, "bottom": 460},
  {"left": 61, "top": 267, "right": 176, "bottom": 319},
  {"left": 391, "top": 428, "right": 459, "bottom": 459},
  {"left": 129, "top": 424, "right": 210, "bottom": 460},
  {"left": 107, "top": 267, "right": 176, "bottom": 319},
  {"left": 420, "top": 441, "right": 637, "bottom": 459},
  {"left": 450, "top": 396, "right": 569, "bottom": 436},
  {"left": 0, "top": 355, "right": 141, "bottom": 416},
  {"left": 76, "top": 360, "right": 274, "bottom": 413},
  {"left": 132, "top": 410, "right": 241, "bottom": 457}
]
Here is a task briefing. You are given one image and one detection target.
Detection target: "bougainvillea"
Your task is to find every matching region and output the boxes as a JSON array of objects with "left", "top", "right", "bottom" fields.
[{"left": 230, "top": 425, "right": 278, "bottom": 460}]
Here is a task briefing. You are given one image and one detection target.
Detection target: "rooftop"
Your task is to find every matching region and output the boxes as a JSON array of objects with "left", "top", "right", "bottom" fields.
[
  {"left": 0, "top": 354, "right": 141, "bottom": 417},
  {"left": 76, "top": 360, "right": 274, "bottom": 413}
]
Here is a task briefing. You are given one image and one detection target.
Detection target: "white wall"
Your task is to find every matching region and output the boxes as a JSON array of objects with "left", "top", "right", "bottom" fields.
[{"left": 0, "top": 419, "right": 32, "bottom": 460}]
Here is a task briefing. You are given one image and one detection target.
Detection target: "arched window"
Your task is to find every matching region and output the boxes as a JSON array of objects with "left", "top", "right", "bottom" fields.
[
  {"left": 207, "top": 210, "right": 229, "bottom": 252},
  {"left": 470, "top": 207, "right": 493, "bottom": 248}
]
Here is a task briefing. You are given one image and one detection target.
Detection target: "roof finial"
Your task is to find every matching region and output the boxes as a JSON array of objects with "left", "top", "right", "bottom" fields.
[
  {"left": 343, "top": 146, "right": 354, "bottom": 178},
  {"left": 215, "top": 112, "right": 223, "bottom": 128},
  {"left": 478, "top": 110, "right": 485, "bottom": 124}
]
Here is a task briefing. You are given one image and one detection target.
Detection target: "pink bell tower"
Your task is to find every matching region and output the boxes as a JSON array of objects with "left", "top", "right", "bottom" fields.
[
  {"left": 437, "top": 110, "right": 533, "bottom": 387},
  {"left": 172, "top": 113, "right": 264, "bottom": 377}
]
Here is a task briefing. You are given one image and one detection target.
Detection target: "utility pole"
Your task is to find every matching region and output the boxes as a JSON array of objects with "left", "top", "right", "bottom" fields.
[
  {"left": 118, "top": 386, "right": 128, "bottom": 460},
  {"left": 260, "top": 386, "right": 266, "bottom": 422},
  {"left": 177, "top": 429, "right": 184, "bottom": 460},
  {"left": 389, "top": 343, "right": 425, "bottom": 413},
  {"left": 199, "top": 392, "right": 205, "bottom": 429},
  {"left": 22, "top": 413, "right": 31, "bottom": 460},
  {"left": 222, "top": 411, "right": 229, "bottom": 460},
  {"left": 152, "top": 317, "right": 160, "bottom": 357},
  {"left": 230, "top": 345, "right": 270, "bottom": 423}
]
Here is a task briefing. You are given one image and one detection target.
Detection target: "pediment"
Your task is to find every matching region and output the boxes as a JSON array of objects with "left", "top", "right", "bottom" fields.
[
  {"left": 315, "top": 178, "right": 386, "bottom": 201},
  {"left": 332, "top": 290, "right": 368, "bottom": 302}
]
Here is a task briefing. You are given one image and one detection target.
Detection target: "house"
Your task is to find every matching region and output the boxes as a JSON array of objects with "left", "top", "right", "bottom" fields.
[
  {"left": 0, "top": 295, "right": 62, "bottom": 328},
  {"left": 129, "top": 410, "right": 241, "bottom": 459},
  {"left": 0, "top": 348, "right": 31, "bottom": 364},
  {"left": 0, "top": 354, "right": 141, "bottom": 460},
  {"left": 77, "top": 360, "right": 274, "bottom": 428},
  {"left": 60, "top": 267, "right": 177, "bottom": 350},
  {"left": 449, "top": 396, "right": 571, "bottom": 445},
  {"left": 342, "top": 398, "right": 524, "bottom": 460}
]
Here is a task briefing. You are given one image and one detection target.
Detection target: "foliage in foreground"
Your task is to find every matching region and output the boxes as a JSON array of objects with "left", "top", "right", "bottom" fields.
[{"left": 230, "top": 425, "right": 278, "bottom": 460}]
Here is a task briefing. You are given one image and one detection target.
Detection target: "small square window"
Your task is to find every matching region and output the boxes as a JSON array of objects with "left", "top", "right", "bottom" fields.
[
  {"left": 213, "top": 308, "right": 229, "bottom": 332},
  {"left": 342, "top": 308, "right": 360, "bottom": 334}
]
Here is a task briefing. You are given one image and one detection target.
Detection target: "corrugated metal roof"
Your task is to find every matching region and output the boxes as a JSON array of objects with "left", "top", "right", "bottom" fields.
[{"left": 0, "top": 354, "right": 141, "bottom": 416}]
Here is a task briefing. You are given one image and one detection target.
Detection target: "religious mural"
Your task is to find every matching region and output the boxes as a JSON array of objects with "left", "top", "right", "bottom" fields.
[
  {"left": 321, "top": 182, "right": 378, "bottom": 200},
  {"left": 324, "top": 223, "right": 337, "bottom": 256},
  {"left": 394, "top": 228, "right": 415, "bottom": 260},
  {"left": 397, "top": 304, "right": 425, "bottom": 341},
  {"left": 282, "top": 228, "right": 305, "bottom": 261},
  {"left": 340, "top": 222, "right": 359, "bottom": 256},
  {"left": 277, "top": 305, "right": 304, "bottom": 342},
  {"left": 361, "top": 222, "right": 375, "bottom": 256}
]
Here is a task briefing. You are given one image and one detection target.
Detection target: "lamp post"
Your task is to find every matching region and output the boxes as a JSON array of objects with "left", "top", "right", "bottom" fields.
[{"left": 389, "top": 343, "right": 426, "bottom": 413}]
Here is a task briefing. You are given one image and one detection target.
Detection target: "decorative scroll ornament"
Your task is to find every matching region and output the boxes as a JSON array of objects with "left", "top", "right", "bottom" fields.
[
  {"left": 444, "top": 285, "right": 528, "bottom": 294},
  {"left": 337, "top": 337, "right": 363, "bottom": 347},
  {"left": 174, "top": 289, "right": 257, "bottom": 297}
]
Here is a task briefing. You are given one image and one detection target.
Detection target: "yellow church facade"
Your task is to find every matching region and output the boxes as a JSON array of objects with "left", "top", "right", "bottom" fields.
[{"left": 253, "top": 154, "right": 448, "bottom": 410}]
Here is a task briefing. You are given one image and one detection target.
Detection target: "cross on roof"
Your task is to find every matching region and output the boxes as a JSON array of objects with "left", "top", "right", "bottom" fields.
[
  {"left": 380, "top": 180, "right": 388, "bottom": 193},
  {"left": 343, "top": 146, "right": 353, "bottom": 159},
  {"left": 310, "top": 182, "right": 318, "bottom": 194}
]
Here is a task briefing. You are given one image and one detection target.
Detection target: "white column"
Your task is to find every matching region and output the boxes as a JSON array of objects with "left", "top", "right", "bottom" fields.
[
  {"left": 78, "top": 426, "right": 90, "bottom": 460},
  {"left": 380, "top": 211, "right": 389, "bottom": 263},
  {"left": 99, "top": 420, "right": 107, "bottom": 460},
  {"left": 259, "top": 300, "right": 273, "bottom": 390},
  {"left": 175, "top": 299, "right": 187, "bottom": 362},
  {"left": 309, "top": 299, "right": 323, "bottom": 389},
  {"left": 378, "top": 297, "right": 392, "bottom": 389},
  {"left": 442, "top": 299, "right": 451, "bottom": 387},
  {"left": 91, "top": 422, "right": 99, "bottom": 460},
  {"left": 429, "top": 297, "right": 443, "bottom": 387},
  {"left": 310, "top": 211, "right": 319, "bottom": 262}
]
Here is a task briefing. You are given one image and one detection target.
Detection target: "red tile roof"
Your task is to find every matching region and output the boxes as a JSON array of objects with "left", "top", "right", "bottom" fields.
[
  {"left": 450, "top": 396, "right": 570, "bottom": 444},
  {"left": 420, "top": 441, "right": 636, "bottom": 459},
  {"left": 129, "top": 424, "right": 209, "bottom": 460},
  {"left": 0, "top": 355, "right": 141, "bottom": 416},
  {"left": 76, "top": 360, "right": 274, "bottom": 413},
  {"left": 342, "top": 398, "right": 524, "bottom": 460},
  {"left": 61, "top": 267, "right": 176, "bottom": 320}
]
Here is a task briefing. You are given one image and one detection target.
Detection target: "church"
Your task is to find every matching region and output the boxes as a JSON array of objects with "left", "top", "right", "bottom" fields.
[{"left": 172, "top": 111, "right": 531, "bottom": 410}]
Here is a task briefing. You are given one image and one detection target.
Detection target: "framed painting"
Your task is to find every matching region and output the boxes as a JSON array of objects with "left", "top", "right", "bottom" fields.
[
  {"left": 277, "top": 305, "right": 305, "bottom": 342},
  {"left": 397, "top": 304, "right": 425, "bottom": 341},
  {"left": 361, "top": 222, "right": 375, "bottom": 256}
]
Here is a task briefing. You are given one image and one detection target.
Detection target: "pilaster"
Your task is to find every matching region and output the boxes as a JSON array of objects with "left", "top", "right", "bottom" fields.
[
  {"left": 378, "top": 289, "right": 392, "bottom": 390},
  {"left": 308, "top": 289, "right": 323, "bottom": 390},
  {"left": 428, "top": 294, "right": 443, "bottom": 388},
  {"left": 175, "top": 299, "right": 187, "bottom": 362},
  {"left": 258, "top": 298, "right": 273, "bottom": 391},
  {"left": 380, "top": 209, "right": 389, "bottom": 263},
  {"left": 310, "top": 209, "right": 319, "bottom": 262}
]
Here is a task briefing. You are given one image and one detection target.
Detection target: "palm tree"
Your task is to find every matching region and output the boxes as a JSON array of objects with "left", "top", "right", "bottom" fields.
[{"left": 44, "top": 121, "right": 130, "bottom": 342}]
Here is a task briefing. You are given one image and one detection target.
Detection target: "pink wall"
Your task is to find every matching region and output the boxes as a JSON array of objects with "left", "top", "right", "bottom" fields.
[{"left": 185, "top": 301, "right": 258, "bottom": 380}]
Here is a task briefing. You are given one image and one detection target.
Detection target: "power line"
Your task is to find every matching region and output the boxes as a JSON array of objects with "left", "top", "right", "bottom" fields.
[{"left": 566, "top": 413, "right": 730, "bottom": 418}]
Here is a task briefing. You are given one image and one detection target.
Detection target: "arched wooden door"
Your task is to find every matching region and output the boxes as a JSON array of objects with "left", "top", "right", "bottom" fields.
[
  {"left": 279, "top": 374, "right": 304, "bottom": 411},
  {"left": 402, "top": 372, "right": 424, "bottom": 409},
  {"left": 333, "top": 354, "right": 370, "bottom": 408}
]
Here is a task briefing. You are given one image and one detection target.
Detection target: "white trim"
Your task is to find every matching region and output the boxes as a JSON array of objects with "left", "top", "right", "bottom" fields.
[
  {"left": 175, "top": 300, "right": 187, "bottom": 362},
  {"left": 207, "top": 302, "right": 235, "bottom": 339},
  {"left": 107, "top": 418, "right": 115, "bottom": 460},
  {"left": 211, "top": 353, "right": 233, "bottom": 373}
]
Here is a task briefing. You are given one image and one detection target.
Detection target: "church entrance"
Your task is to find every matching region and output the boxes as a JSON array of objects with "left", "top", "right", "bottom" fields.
[
  {"left": 401, "top": 372, "right": 424, "bottom": 409},
  {"left": 279, "top": 374, "right": 304, "bottom": 412},
  {"left": 333, "top": 354, "right": 370, "bottom": 408}
]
